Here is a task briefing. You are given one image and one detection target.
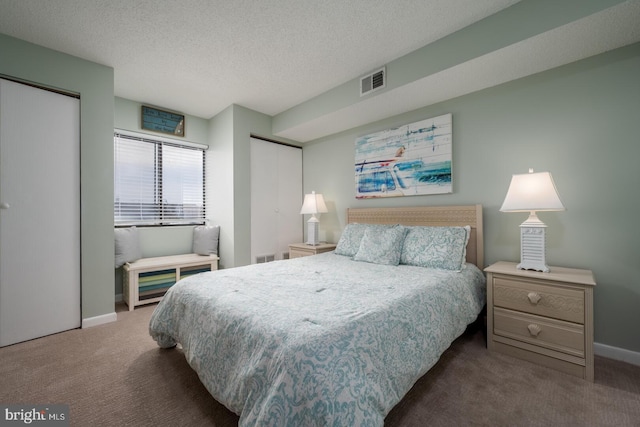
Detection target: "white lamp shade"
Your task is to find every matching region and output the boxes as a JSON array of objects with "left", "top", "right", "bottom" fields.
[
  {"left": 500, "top": 171, "right": 565, "bottom": 212},
  {"left": 300, "top": 191, "right": 328, "bottom": 215}
]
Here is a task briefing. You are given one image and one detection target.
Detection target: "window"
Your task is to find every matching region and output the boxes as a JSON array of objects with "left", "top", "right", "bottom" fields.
[{"left": 114, "top": 131, "right": 206, "bottom": 226}]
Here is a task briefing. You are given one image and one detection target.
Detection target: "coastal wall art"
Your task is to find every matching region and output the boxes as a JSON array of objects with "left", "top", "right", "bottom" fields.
[{"left": 354, "top": 113, "right": 452, "bottom": 198}]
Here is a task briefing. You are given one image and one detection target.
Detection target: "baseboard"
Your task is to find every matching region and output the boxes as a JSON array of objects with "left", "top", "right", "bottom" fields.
[
  {"left": 115, "top": 293, "right": 123, "bottom": 303},
  {"left": 82, "top": 312, "right": 117, "bottom": 328},
  {"left": 594, "top": 342, "right": 640, "bottom": 366}
]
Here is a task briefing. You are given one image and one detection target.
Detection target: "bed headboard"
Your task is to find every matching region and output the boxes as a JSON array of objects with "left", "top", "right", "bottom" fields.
[{"left": 346, "top": 204, "right": 484, "bottom": 269}]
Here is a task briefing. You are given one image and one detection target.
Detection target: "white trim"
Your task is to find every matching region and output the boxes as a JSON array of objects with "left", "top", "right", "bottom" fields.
[
  {"left": 82, "top": 312, "right": 117, "bottom": 328},
  {"left": 114, "top": 128, "right": 208, "bottom": 150},
  {"left": 594, "top": 342, "right": 640, "bottom": 366}
]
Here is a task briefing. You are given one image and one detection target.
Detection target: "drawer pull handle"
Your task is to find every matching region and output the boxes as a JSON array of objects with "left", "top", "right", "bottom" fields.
[
  {"left": 528, "top": 324, "right": 542, "bottom": 337},
  {"left": 527, "top": 292, "right": 541, "bottom": 305}
]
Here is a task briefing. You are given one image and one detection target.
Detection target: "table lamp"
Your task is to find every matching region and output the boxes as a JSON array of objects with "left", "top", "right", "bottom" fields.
[
  {"left": 300, "top": 191, "right": 328, "bottom": 246},
  {"left": 500, "top": 169, "right": 565, "bottom": 272}
]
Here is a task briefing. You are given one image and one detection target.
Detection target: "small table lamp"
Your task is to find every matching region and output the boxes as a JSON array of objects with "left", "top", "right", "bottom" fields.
[
  {"left": 300, "top": 191, "right": 328, "bottom": 246},
  {"left": 500, "top": 169, "right": 565, "bottom": 272}
]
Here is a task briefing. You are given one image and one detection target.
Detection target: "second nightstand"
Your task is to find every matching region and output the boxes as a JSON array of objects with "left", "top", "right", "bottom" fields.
[
  {"left": 289, "top": 242, "right": 337, "bottom": 259},
  {"left": 485, "top": 261, "right": 596, "bottom": 381}
]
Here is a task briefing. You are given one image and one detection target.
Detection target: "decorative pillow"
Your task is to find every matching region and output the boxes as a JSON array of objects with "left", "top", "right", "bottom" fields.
[
  {"left": 400, "top": 225, "right": 470, "bottom": 271},
  {"left": 353, "top": 225, "right": 407, "bottom": 265},
  {"left": 114, "top": 227, "right": 142, "bottom": 268},
  {"left": 192, "top": 225, "right": 220, "bottom": 256},
  {"left": 335, "top": 223, "right": 397, "bottom": 257}
]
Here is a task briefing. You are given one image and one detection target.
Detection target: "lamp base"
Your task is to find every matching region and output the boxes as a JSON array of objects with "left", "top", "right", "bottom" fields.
[
  {"left": 518, "top": 214, "right": 549, "bottom": 272},
  {"left": 305, "top": 216, "right": 320, "bottom": 246},
  {"left": 517, "top": 260, "right": 549, "bottom": 273}
]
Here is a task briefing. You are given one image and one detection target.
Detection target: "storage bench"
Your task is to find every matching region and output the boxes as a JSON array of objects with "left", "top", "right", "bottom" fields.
[{"left": 123, "top": 253, "right": 219, "bottom": 310}]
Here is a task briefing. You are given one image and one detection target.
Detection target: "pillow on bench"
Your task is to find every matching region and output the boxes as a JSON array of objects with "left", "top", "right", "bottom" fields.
[
  {"left": 115, "top": 226, "right": 142, "bottom": 268},
  {"left": 193, "top": 225, "right": 220, "bottom": 256}
]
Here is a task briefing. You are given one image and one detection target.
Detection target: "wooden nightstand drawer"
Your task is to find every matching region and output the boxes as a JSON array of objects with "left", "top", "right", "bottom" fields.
[
  {"left": 494, "top": 307, "right": 585, "bottom": 357},
  {"left": 493, "top": 277, "right": 584, "bottom": 324}
]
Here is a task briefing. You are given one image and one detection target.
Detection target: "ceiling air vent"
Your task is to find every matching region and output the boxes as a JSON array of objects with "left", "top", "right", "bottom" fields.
[{"left": 360, "top": 67, "right": 386, "bottom": 96}]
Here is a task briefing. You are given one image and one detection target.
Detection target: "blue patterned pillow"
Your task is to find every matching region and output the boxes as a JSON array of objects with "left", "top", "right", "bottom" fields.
[
  {"left": 335, "top": 223, "right": 396, "bottom": 257},
  {"left": 400, "top": 226, "right": 470, "bottom": 271},
  {"left": 353, "top": 225, "right": 407, "bottom": 265}
]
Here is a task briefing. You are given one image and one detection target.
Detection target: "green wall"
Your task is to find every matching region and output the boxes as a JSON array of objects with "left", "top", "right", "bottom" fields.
[
  {"left": 207, "top": 105, "right": 235, "bottom": 268},
  {"left": 0, "top": 33, "right": 115, "bottom": 321},
  {"left": 207, "top": 104, "right": 301, "bottom": 268},
  {"left": 114, "top": 96, "right": 209, "bottom": 144},
  {"left": 302, "top": 43, "right": 640, "bottom": 353}
]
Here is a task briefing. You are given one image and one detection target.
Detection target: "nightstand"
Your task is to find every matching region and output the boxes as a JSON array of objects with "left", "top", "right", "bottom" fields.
[
  {"left": 484, "top": 261, "right": 596, "bottom": 381},
  {"left": 289, "top": 242, "right": 337, "bottom": 259}
]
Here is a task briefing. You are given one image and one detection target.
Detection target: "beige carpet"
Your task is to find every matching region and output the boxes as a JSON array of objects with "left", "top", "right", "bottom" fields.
[{"left": 1, "top": 303, "right": 639, "bottom": 426}]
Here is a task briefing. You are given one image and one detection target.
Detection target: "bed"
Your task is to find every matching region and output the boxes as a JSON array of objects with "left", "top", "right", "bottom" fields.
[{"left": 149, "top": 205, "right": 486, "bottom": 426}]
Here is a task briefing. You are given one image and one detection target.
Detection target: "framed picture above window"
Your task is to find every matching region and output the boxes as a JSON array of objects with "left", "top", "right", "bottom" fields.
[
  {"left": 141, "top": 105, "right": 185, "bottom": 137},
  {"left": 354, "top": 113, "right": 452, "bottom": 199}
]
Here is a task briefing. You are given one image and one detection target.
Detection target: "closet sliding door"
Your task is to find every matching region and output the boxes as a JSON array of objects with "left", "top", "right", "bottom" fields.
[
  {"left": 250, "top": 137, "right": 302, "bottom": 264},
  {"left": 0, "top": 78, "right": 81, "bottom": 347}
]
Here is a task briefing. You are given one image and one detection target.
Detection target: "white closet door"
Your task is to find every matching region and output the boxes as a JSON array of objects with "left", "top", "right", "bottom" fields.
[
  {"left": 0, "top": 79, "right": 81, "bottom": 347},
  {"left": 250, "top": 138, "right": 302, "bottom": 263}
]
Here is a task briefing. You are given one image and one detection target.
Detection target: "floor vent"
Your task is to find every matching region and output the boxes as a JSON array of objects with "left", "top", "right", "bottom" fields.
[
  {"left": 360, "top": 67, "right": 386, "bottom": 96},
  {"left": 282, "top": 252, "right": 290, "bottom": 260}
]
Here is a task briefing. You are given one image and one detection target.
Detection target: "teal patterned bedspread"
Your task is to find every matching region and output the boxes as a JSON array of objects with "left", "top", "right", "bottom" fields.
[{"left": 149, "top": 252, "right": 486, "bottom": 426}]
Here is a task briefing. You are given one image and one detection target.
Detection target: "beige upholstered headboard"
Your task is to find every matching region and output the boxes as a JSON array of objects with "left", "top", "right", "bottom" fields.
[{"left": 346, "top": 205, "right": 484, "bottom": 269}]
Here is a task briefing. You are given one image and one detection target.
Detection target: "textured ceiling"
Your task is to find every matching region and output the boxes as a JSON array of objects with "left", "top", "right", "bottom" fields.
[
  {"left": 0, "top": 0, "right": 519, "bottom": 118},
  {"left": 276, "top": 1, "right": 640, "bottom": 142},
  {"left": 1, "top": 0, "right": 638, "bottom": 143}
]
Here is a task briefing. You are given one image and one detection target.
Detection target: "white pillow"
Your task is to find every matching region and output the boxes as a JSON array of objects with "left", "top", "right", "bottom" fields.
[
  {"left": 114, "top": 227, "right": 141, "bottom": 268},
  {"left": 192, "top": 225, "right": 220, "bottom": 256}
]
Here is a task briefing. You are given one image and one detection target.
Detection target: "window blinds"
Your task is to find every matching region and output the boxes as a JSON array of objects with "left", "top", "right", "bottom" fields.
[{"left": 114, "top": 131, "right": 206, "bottom": 226}]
